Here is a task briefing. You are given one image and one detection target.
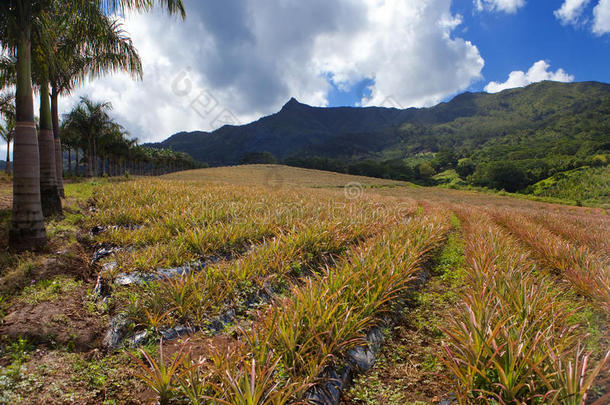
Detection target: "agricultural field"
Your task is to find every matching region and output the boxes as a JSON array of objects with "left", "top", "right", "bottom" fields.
[
  {"left": 0, "top": 165, "right": 608, "bottom": 404},
  {"left": 0, "top": 173, "right": 10, "bottom": 210}
]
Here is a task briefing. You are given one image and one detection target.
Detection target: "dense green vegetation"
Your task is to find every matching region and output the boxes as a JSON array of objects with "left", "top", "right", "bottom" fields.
[
  {"left": 150, "top": 81, "right": 610, "bottom": 198},
  {"left": 526, "top": 166, "right": 610, "bottom": 206},
  {"left": 239, "top": 151, "right": 277, "bottom": 164}
]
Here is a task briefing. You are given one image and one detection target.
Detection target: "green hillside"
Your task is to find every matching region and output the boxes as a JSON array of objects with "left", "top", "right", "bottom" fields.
[
  {"left": 527, "top": 166, "right": 610, "bottom": 206},
  {"left": 149, "top": 81, "right": 610, "bottom": 196}
]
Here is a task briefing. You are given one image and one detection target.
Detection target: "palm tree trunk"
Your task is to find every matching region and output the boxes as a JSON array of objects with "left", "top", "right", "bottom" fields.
[
  {"left": 10, "top": 27, "right": 47, "bottom": 250},
  {"left": 51, "top": 90, "right": 64, "bottom": 197},
  {"left": 75, "top": 148, "right": 79, "bottom": 176},
  {"left": 5, "top": 140, "right": 10, "bottom": 175},
  {"left": 87, "top": 140, "right": 93, "bottom": 177},
  {"left": 67, "top": 148, "right": 72, "bottom": 176},
  {"left": 38, "top": 81, "right": 62, "bottom": 217},
  {"left": 93, "top": 139, "right": 98, "bottom": 177}
]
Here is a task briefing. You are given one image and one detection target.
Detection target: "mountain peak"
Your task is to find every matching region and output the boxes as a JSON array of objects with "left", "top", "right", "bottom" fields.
[
  {"left": 281, "top": 97, "right": 303, "bottom": 111},
  {"left": 151, "top": 81, "right": 610, "bottom": 167}
]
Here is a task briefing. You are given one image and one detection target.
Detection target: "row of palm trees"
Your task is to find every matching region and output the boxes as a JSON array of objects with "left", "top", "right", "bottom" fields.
[
  {"left": 0, "top": 0, "right": 186, "bottom": 250},
  {"left": 1, "top": 95, "right": 199, "bottom": 178},
  {"left": 0, "top": 91, "right": 15, "bottom": 174},
  {"left": 61, "top": 97, "right": 199, "bottom": 178}
]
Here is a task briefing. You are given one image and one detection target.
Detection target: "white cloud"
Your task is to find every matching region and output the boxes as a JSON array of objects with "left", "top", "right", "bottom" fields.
[
  {"left": 554, "top": 0, "right": 591, "bottom": 25},
  {"left": 60, "top": 0, "right": 484, "bottom": 143},
  {"left": 484, "top": 60, "right": 574, "bottom": 93},
  {"left": 315, "top": 0, "right": 484, "bottom": 108},
  {"left": 554, "top": 0, "right": 610, "bottom": 35},
  {"left": 475, "top": 0, "right": 526, "bottom": 14},
  {"left": 593, "top": 0, "right": 610, "bottom": 33}
]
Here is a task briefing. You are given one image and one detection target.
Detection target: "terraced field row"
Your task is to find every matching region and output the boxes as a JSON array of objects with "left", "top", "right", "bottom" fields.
[
  {"left": 442, "top": 208, "right": 608, "bottom": 404},
  {"left": 3, "top": 170, "right": 603, "bottom": 404},
  {"left": 83, "top": 179, "right": 455, "bottom": 403},
  {"left": 81, "top": 177, "right": 609, "bottom": 404}
]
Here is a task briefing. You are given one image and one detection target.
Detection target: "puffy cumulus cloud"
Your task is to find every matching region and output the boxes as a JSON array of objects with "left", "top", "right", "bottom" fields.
[
  {"left": 485, "top": 60, "right": 574, "bottom": 93},
  {"left": 554, "top": 0, "right": 610, "bottom": 35},
  {"left": 554, "top": 0, "right": 591, "bottom": 25},
  {"left": 64, "top": 0, "right": 484, "bottom": 143},
  {"left": 475, "top": 0, "right": 526, "bottom": 14},
  {"left": 593, "top": 0, "right": 610, "bottom": 34},
  {"left": 343, "top": 1, "right": 484, "bottom": 108}
]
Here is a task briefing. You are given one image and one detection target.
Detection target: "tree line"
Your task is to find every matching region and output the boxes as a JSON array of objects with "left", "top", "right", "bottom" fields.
[
  {"left": 2, "top": 95, "right": 199, "bottom": 179},
  {"left": 282, "top": 149, "right": 455, "bottom": 186},
  {"left": 60, "top": 97, "right": 199, "bottom": 178},
  {"left": 1, "top": 0, "right": 186, "bottom": 250},
  {"left": 278, "top": 147, "right": 608, "bottom": 193}
]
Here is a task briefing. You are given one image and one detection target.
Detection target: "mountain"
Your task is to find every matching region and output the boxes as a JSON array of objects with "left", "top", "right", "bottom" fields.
[
  {"left": 150, "top": 81, "right": 610, "bottom": 165},
  {"left": 149, "top": 96, "right": 420, "bottom": 166}
]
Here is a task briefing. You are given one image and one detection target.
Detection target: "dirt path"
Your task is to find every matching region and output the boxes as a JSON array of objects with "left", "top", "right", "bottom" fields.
[{"left": 341, "top": 231, "right": 463, "bottom": 405}]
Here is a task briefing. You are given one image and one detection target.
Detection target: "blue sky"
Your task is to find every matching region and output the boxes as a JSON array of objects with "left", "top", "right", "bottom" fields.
[
  {"left": 329, "top": 0, "right": 610, "bottom": 107},
  {"left": 4, "top": 0, "right": 608, "bottom": 159},
  {"left": 454, "top": 1, "right": 609, "bottom": 88}
]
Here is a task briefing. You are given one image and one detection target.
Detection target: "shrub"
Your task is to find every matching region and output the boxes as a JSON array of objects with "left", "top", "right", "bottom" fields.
[
  {"left": 239, "top": 152, "right": 277, "bottom": 165},
  {"left": 473, "top": 161, "right": 529, "bottom": 192},
  {"left": 455, "top": 158, "right": 475, "bottom": 179}
]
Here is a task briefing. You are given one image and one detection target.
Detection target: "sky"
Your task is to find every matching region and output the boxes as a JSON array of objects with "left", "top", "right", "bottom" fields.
[{"left": 2, "top": 0, "right": 610, "bottom": 159}]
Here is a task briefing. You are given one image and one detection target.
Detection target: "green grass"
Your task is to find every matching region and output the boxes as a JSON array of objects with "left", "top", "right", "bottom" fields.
[
  {"left": 433, "top": 169, "right": 468, "bottom": 188},
  {"left": 64, "top": 178, "right": 110, "bottom": 200},
  {"left": 20, "top": 276, "right": 82, "bottom": 305},
  {"left": 527, "top": 166, "right": 610, "bottom": 207}
]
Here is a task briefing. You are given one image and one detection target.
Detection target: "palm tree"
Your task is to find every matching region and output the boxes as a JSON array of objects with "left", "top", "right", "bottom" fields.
[
  {"left": 47, "top": 4, "right": 143, "bottom": 196},
  {"left": 100, "top": 123, "right": 133, "bottom": 176},
  {"left": 33, "top": 2, "right": 143, "bottom": 213},
  {"left": 0, "top": 0, "right": 185, "bottom": 250},
  {"left": 0, "top": 91, "right": 15, "bottom": 175},
  {"left": 0, "top": 122, "right": 15, "bottom": 175},
  {"left": 33, "top": 42, "right": 62, "bottom": 216},
  {"left": 0, "top": 1, "right": 47, "bottom": 249},
  {"left": 63, "top": 97, "right": 115, "bottom": 177}
]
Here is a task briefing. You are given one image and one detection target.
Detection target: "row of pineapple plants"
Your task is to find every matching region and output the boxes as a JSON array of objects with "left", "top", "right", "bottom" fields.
[
  {"left": 441, "top": 208, "right": 608, "bottom": 404},
  {"left": 490, "top": 209, "right": 609, "bottom": 312},
  {"left": 89, "top": 180, "right": 424, "bottom": 339},
  {"left": 88, "top": 179, "right": 418, "bottom": 273},
  {"left": 128, "top": 209, "right": 451, "bottom": 404}
]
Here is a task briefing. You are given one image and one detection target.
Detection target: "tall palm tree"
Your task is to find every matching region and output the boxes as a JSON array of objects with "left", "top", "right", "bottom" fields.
[
  {"left": 33, "top": 3, "right": 143, "bottom": 214},
  {"left": 59, "top": 120, "right": 78, "bottom": 175},
  {"left": 32, "top": 22, "right": 62, "bottom": 216},
  {"left": 0, "top": 0, "right": 185, "bottom": 250},
  {"left": 4, "top": 7, "right": 143, "bottom": 202},
  {"left": 0, "top": 1, "right": 48, "bottom": 249},
  {"left": 0, "top": 123, "right": 14, "bottom": 175},
  {"left": 47, "top": 5, "right": 143, "bottom": 197},
  {"left": 63, "top": 97, "right": 115, "bottom": 177},
  {"left": 0, "top": 91, "right": 15, "bottom": 175},
  {"left": 37, "top": 79, "right": 62, "bottom": 216}
]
